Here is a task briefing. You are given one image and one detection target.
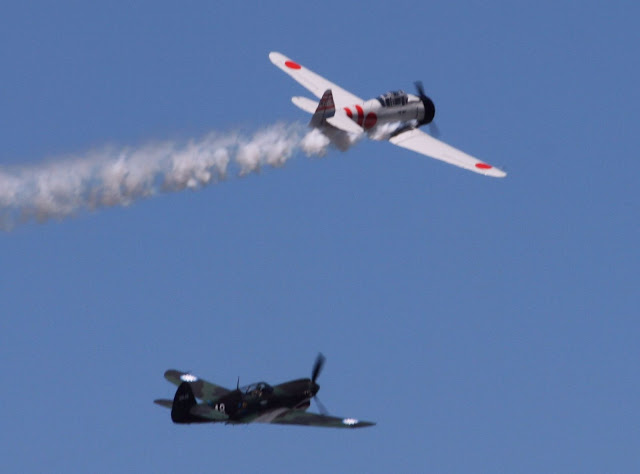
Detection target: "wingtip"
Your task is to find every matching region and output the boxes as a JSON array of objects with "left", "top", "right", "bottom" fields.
[
  {"left": 477, "top": 166, "right": 506, "bottom": 178},
  {"left": 269, "top": 51, "right": 284, "bottom": 64},
  {"left": 353, "top": 420, "right": 376, "bottom": 428},
  {"left": 492, "top": 170, "right": 507, "bottom": 178},
  {"left": 475, "top": 162, "right": 507, "bottom": 178}
]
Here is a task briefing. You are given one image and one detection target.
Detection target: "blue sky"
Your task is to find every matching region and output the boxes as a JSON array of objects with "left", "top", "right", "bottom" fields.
[{"left": 1, "top": 1, "right": 638, "bottom": 472}]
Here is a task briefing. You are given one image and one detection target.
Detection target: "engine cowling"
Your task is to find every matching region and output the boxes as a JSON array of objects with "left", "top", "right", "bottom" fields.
[{"left": 419, "top": 95, "right": 436, "bottom": 125}]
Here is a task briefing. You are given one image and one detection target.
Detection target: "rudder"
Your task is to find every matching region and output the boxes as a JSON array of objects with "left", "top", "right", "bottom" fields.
[
  {"left": 171, "top": 382, "right": 201, "bottom": 423},
  {"left": 310, "top": 89, "right": 336, "bottom": 127}
]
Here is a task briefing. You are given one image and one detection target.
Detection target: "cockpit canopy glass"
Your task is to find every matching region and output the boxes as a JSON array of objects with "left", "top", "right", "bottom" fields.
[
  {"left": 241, "top": 382, "right": 273, "bottom": 395},
  {"left": 377, "top": 90, "right": 408, "bottom": 107}
]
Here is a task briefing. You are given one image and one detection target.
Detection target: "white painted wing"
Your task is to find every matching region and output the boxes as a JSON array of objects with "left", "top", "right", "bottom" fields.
[
  {"left": 269, "top": 52, "right": 363, "bottom": 108},
  {"left": 389, "top": 128, "right": 506, "bottom": 178}
]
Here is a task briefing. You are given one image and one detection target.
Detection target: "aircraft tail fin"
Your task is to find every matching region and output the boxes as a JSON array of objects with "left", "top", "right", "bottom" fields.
[
  {"left": 310, "top": 89, "right": 336, "bottom": 127},
  {"left": 171, "top": 382, "right": 202, "bottom": 423}
]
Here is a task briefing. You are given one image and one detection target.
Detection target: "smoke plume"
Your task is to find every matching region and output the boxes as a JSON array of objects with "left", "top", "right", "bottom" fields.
[{"left": 0, "top": 122, "right": 359, "bottom": 230}]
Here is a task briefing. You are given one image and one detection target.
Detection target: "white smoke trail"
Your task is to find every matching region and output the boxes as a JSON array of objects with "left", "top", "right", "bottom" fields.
[{"left": 0, "top": 122, "right": 350, "bottom": 230}]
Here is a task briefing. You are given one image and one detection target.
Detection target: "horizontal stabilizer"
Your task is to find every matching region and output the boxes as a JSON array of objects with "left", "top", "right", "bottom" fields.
[
  {"left": 153, "top": 399, "right": 173, "bottom": 409},
  {"left": 291, "top": 96, "right": 317, "bottom": 114},
  {"left": 294, "top": 94, "right": 363, "bottom": 136},
  {"left": 327, "top": 113, "right": 363, "bottom": 134}
]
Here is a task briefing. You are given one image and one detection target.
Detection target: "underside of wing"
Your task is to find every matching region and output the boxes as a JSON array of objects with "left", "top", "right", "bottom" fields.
[
  {"left": 389, "top": 128, "right": 506, "bottom": 178},
  {"left": 163, "top": 369, "right": 231, "bottom": 401},
  {"left": 270, "top": 410, "right": 375, "bottom": 429},
  {"left": 269, "top": 52, "right": 363, "bottom": 108}
]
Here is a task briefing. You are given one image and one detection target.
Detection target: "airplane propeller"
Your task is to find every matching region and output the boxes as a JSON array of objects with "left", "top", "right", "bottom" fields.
[
  {"left": 314, "top": 394, "right": 329, "bottom": 416},
  {"left": 414, "top": 80, "right": 426, "bottom": 98},
  {"left": 310, "top": 353, "right": 329, "bottom": 415},
  {"left": 311, "top": 353, "right": 325, "bottom": 384},
  {"left": 414, "top": 81, "right": 439, "bottom": 136},
  {"left": 428, "top": 120, "right": 441, "bottom": 138}
]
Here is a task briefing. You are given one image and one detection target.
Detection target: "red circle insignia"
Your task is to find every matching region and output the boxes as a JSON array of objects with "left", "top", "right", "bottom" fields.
[{"left": 364, "top": 112, "right": 377, "bottom": 129}]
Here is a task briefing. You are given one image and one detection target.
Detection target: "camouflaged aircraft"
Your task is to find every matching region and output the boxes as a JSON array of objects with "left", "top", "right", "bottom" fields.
[{"left": 154, "top": 354, "right": 374, "bottom": 429}]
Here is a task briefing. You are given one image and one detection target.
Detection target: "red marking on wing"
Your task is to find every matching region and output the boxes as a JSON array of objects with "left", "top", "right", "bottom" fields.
[
  {"left": 344, "top": 107, "right": 353, "bottom": 118},
  {"left": 355, "top": 105, "right": 364, "bottom": 126},
  {"left": 285, "top": 60, "right": 301, "bottom": 70},
  {"left": 475, "top": 163, "right": 492, "bottom": 170},
  {"left": 364, "top": 112, "right": 377, "bottom": 129}
]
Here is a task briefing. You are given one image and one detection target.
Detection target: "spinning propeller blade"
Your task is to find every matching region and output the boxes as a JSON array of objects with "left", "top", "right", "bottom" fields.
[
  {"left": 414, "top": 80, "right": 437, "bottom": 127},
  {"left": 429, "top": 121, "right": 441, "bottom": 138},
  {"left": 310, "top": 353, "right": 329, "bottom": 415},
  {"left": 314, "top": 395, "right": 329, "bottom": 416},
  {"left": 311, "top": 353, "right": 325, "bottom": 384}
]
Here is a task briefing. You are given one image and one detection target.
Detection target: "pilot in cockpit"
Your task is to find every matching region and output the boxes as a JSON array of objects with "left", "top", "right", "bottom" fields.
[{"left": 246, "top": 382, "right": 272, "bottom": 398}]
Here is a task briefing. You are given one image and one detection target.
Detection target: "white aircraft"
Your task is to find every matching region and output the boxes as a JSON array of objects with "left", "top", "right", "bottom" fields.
[{"left": 269, "top": 52, "right": 506, "bottom": 178}]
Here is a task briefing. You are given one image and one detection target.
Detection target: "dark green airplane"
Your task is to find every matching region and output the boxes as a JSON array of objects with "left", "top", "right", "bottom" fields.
[{"left": 154, "top": 354, "right": 374, "bottom": 429}]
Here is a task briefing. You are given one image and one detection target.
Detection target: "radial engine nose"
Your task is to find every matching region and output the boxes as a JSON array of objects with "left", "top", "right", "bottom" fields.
[
  {"left": 420, "top": 95, "right": 436, "bottom": 125},
  {"left": 414, "top": 81, "right": 436, "bottom": 125}
]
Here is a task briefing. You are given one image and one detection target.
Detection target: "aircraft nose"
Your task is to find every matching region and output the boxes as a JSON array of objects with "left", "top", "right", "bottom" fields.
[
  {"left": 421, "top": 96, "right": 436, "bottom": 124},
  {"left": 311, "top": 382, "right": 320, "bottom": 395}
]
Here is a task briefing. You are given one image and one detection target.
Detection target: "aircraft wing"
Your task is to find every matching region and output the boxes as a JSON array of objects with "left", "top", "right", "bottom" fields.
[
  {"left": 269, "top": 52, "right": 363, "bottom": 108},
  {"left": 389, "top": 128, "right": 506, "bottom": 177},
  {"left": 270, "top": 410, "right": 375, "bottom": 429},
  {"left": 163, "top": 369, "right": 231, "bottom": 401}
]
